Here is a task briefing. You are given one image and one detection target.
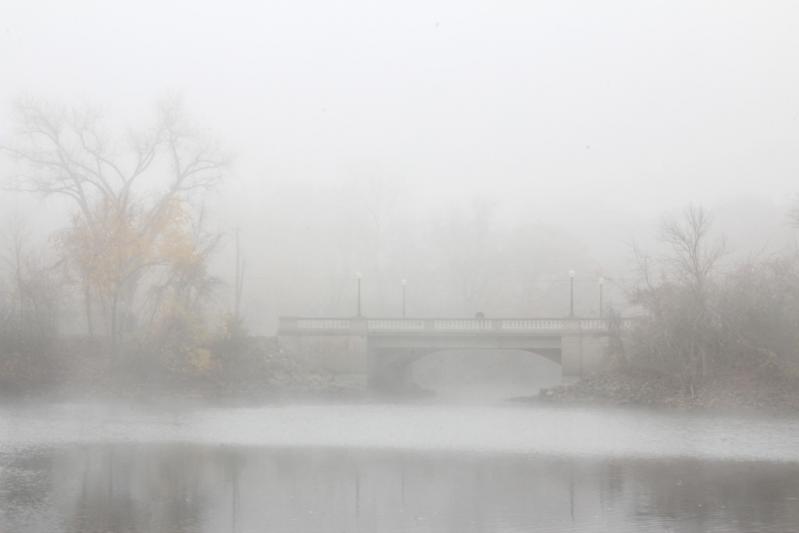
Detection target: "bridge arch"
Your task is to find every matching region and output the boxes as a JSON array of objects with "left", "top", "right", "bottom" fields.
[{"left": 384, "top": 347, "right": 563, "bottom": 395}]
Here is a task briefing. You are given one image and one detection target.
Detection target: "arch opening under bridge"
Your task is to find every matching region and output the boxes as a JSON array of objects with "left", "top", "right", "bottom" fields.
[{"left": 382, "top": 347, "right": 564, "bottom": 396}]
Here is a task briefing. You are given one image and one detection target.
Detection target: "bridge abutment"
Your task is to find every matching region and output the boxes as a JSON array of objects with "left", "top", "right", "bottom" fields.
[
  {"left": 367, "top": 348, "right": 427, "bottom": 391},
  {"left": 279, "top": 333, "right": 370, "bottom": 390},
  {"left": 560, "top": 332, "right": 610, "bottom": 378}
]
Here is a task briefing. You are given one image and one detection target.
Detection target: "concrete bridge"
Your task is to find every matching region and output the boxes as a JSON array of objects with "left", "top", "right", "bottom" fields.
[{"left": 278, "top": 317, "right": 632, "bottom": 390}]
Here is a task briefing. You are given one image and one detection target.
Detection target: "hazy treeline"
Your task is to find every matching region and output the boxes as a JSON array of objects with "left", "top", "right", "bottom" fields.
[
  {"left": 625, "top": 205, "right": 799, "bottom": 393},
  {"left": 0, "top": 97, "right": 798, "bottom": 396},
  {"left": 250, "top": 180, "right": 617, "bottom": 321},
  {"left": 0, "top": 98, "right": 612, "bottom": 392}
]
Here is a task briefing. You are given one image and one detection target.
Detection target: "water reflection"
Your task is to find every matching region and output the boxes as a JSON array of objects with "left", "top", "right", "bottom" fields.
[{"left": 2, "top": 444, "right": 798, "bottom": 532}]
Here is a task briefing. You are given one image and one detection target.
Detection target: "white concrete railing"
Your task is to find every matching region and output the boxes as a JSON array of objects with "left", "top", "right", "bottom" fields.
[
  {"left": 295, "top": 318, "right": 352, "bottom": 330},
  {"left": 367, "top": 319, "right": 426, "bottom": 331},
  {"left": 279, "top": 317, "right": 636, "bottom": 334},
  {"left": 433, "top": 319, "right": 496, "bottom": 331}
]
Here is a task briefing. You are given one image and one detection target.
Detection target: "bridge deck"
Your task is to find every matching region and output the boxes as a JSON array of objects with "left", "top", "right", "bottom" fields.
[{"left": 278, "top": 317, "right": 633, "bottom": 336}]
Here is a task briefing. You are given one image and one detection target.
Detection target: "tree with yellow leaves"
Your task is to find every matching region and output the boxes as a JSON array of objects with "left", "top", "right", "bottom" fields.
[{"left": 1, "top": 97, "right": 228, "bottom": 360}]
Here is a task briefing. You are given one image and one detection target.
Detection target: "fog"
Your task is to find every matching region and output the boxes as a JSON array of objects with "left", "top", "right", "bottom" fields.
[
  {"left": 3, "top": 1, "right": 799, "bottom": 330},
  {"left": 2, "top": 2, "right": 799, "bottom": 532}
]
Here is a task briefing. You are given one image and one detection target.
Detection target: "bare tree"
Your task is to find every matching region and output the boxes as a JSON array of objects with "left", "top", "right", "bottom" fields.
[
  {"left": 659, "top": 205, "right": 725, "bottom": 298},
  {"left": 1, "top": 97, "right": 228, "bottom": 353},
  {"left": 630, "top": 206, "right": 725, "bottom": 392}
]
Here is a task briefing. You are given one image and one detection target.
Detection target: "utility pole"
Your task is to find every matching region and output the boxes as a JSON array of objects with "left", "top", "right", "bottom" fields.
[
  {"left": 234, "top": 228, "right": 244, "bottom": 322},
  {"left": 401, "top": 278, "right": 407, "bottom": 318},
  {"left": 356, "top": 272, "right": 363, "bottom": 317},
  {"left": 569, "top": 269, "right": 575, "bottom": 318},
  {"left": 598, "top": 276, "right": 604, "bottom": 318}
]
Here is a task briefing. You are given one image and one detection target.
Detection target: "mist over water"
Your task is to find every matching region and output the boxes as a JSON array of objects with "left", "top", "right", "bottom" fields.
[
  {"left": 2, "top": 400, "right": 799, "bottom": 461},
  {"left": 412, "top": 349, "right": 561, "bottom": 402},
  {"left": 2, "top": 402, "right": 799, "bottom": 532}
]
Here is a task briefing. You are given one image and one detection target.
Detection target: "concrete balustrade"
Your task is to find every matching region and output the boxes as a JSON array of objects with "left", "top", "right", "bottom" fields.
[{"left": 279, "top": 317, "right": 635, "bottom": 335}]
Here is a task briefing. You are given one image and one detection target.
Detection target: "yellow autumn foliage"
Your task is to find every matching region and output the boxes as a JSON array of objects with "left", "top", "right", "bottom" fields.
[
  {"left": 60, "top": 197, "right": 204, "bottom": 297},
  {"left": 60, "top": 195, "right": 218, "bottom": 377},
  {"left": 186, "top": 347, "right": 215, "bottom": 374}
]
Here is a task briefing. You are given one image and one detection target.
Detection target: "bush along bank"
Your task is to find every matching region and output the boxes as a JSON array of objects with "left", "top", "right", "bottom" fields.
[{"left": 537, "top": 364, "right": 799, "bottom": 414}]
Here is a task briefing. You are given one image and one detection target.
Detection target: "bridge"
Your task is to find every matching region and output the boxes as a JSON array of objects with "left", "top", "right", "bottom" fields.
[{"left": 278, "top": 317, "right": 632, "bottom": 391}]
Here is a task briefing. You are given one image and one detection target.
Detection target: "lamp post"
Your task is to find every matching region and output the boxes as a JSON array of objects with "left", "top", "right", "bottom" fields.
[
  {"left": 355, "top": 272, "right": 362, "bottom": 317},
  {"left": 401, "top": 278, "right": 407, "bottom": 318},
  {"left": 598, "top": 276, "right": 605, "bottom": 318},
  {"left": 569, "top": 269, "right": 576, "bottom": 318}
]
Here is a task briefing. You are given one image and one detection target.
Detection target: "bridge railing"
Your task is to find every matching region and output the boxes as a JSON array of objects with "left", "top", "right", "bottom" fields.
[
  {"left": 279, "top": 317, "right": 636, "bottom": 334},
  {"left": 294, "top": 318, "right": 352, "bottom": 330},
  {"left": 367, "top": 319, "right": 427, "bottom": 331}
]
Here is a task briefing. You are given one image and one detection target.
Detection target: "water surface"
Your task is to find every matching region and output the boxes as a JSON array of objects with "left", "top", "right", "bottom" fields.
[{"left": 1, "top": 403, "right": 798, "bottom": 532}]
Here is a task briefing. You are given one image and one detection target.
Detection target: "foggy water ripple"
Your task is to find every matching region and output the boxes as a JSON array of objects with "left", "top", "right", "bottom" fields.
[
  {"left": 1, "top": 403, "right": 797, "bottom": 463},
  {"left": 2, "top": 403, "right": 799, "bottom": 532}
]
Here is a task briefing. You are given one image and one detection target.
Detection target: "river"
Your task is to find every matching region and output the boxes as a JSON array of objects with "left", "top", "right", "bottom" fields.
[{"left": 1, "top": 401, "right": 798, "bottom": 532}]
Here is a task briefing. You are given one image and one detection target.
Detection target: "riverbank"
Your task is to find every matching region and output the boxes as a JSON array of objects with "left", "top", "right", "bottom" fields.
[
  {"left": 0, "top": 335, "right": 374, "bottom": 406},
  {"left": 0, "top": 372, "right": 364, "bottom": 405},
  {"left": 531, "top": 365, "right": 799, "bottom": 414}
]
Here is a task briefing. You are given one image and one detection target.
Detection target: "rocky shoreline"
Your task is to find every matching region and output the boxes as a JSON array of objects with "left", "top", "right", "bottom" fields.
[{"left": 529, "top": 366, "right": 799, "bottom": 415}]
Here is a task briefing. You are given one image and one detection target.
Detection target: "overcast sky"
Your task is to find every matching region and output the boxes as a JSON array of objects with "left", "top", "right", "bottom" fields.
[{"left": 2, "top": 0, "right": 799, "bottom": 242}]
